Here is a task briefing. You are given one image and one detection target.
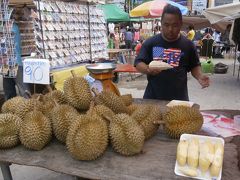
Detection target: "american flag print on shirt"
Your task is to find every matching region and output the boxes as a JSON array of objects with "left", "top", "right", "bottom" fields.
[{"left": 152, "top": 47, "right": 183, "bottom": 67}]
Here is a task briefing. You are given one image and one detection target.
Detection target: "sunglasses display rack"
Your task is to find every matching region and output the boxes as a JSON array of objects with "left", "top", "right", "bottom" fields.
[
  {"left": 33, "top": 0, "right": 108, "bottom": 70},
  {"left": 0, "top": 0, "right": 17, "bottom": 77}
]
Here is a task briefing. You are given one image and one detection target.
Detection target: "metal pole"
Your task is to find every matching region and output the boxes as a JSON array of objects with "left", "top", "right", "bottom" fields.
[
  {"left": 0, "top": 163, "right": 13, "bottom": 180},
  {"left": 87, "top": 2, "right": 93, "bottom": 62},
  {"left": 37, "top": 0, "right": 46, "bottom": 59}
]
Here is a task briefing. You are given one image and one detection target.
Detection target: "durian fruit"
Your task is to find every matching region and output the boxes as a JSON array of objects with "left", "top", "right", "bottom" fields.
[
  {"left": 108, "top": 113, "right": 145, "bottom": 156},
  {"left": 14, "top": 98, "right": 44, "bottom": 120},
  {"left": 127, "top": 103, "right": 140, "bottom": 115},
  {"left": 66, "top": 110, "right": 108, "bottom": 161},
  {"left": 1, "top": 96, "right": 26, "bottom": 114},
  {"left": 93, "top": 105, "right": 115, "bottom": 125},
  {"left": 199, "top": 140, "right": 215, "bottom": 173},
  {"left": 19, "top": 111, "right": 52, "bottom": 150},
  {"left": 176, "top": 140, "right": 189, "bottom": 166},
  {"left": 94, "top": 90, "right": 129, "bottom": 114},
  {"left": 50, "top": 104, "right": 79, "bottom": 143},
  {"left": 0, "top": 114, "right": 22, "bottom": 149},
  {"left": 63, "top": 76, "right": 92, "bottom": 110},
  {"left": 210, "top": 142, "right": 224, "bottom": 177},
  {"left": 44, "top": 90, "right": 67, "bottom": 104},
  {"left": 187, "top": 138, "right": 199, "bottom": 168},
  {"left": 163, "top": 106, "right": 203, "bottom": 138},
  {"left": 131, "top": 104, "right": 161, "bottom": 140},
  {"left": 120, "top": 94, "right": 133, "bottom": 106}
]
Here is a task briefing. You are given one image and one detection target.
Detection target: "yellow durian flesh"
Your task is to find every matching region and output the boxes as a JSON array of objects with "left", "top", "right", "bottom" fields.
[
  {"left": 176, "top": 140, "right": 188, "bottom": 166},
  {"left": 19, "top": 111, "right": 52, "bottom": 150},
  {"left": 66, "top": 114, "right": 108, "bottom": 161},
  {"left": 109, "top": 113, "right": 145, "bottom": 156},
  {"left": 199, "top": 140, "right": 214, "bottom": 173},
  {"left": 210, "top": 142, "right": 224, "bottom": 177},
  {"left": 187, "top": 138, "right": 199, "bottom": 168},
  {"left": 0, "top": 114, "right": 22, "bottom": 149}
]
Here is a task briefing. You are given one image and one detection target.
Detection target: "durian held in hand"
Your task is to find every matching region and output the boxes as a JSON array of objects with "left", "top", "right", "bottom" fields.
[
  {"left": 149, "top": 61, "right": 173, "bottom": 71},
  {"left": 176, "top": 138, "right": 224, "bottom": 178},
  {"left": 154, "top": 106, "right": 203, "bottom": 139}
]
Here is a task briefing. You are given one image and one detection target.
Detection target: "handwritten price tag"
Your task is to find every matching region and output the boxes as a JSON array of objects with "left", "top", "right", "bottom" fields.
[{"left": 23, "top": 59, "right": 50, "bottom": 84}]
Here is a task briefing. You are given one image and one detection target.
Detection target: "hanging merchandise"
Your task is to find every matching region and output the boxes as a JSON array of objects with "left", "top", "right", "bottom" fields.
[
  {"left": 0, "top": 0, "right": 18, "bottom": 77},
  {"left": 232, "top": 18, "right": 240, "bottom": 51},
  {"left": 33, "top": 0, "right": 108, "bottom": 70}
]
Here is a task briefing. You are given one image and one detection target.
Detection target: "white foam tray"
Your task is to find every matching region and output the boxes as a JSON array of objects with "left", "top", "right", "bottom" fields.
[{"left": 174, "top": 134, "right": 225, "bottom": 180}]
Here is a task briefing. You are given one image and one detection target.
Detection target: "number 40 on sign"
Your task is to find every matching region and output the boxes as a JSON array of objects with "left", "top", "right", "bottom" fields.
[{"left": 23, "top": 59, "right": 50, "bottom": 85}]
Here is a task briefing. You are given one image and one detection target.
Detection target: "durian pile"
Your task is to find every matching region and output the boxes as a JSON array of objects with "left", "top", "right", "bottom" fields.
[
  {"left": 0, "top": 74, "right": 204, "bottom": 161},
  {"left": 176, "top": 137, "right": 224, "bottom": 178}
]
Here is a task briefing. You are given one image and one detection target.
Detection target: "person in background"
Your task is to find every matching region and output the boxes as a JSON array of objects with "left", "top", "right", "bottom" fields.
[
  {"left": 134, "top": 4, "right": 209, "bottom": 101},
  {"left": 221, "top": 24, "right": 232, "bottom": 54},
  {"left": 186, "top": 24, "right": 195, "bottom": 41},
  {"left": 107, "top": 33, "right": 115, "bottom": 49},
  {"left": 114, "top": 28, "right": 120, "bottom": 49},
  {"left": 124, "top": 28, "right": 133, "bottom": 49},
  {"left": 3, "top": 9, "right": 30, "bottom": 100},
  {"left": 135, "top": 38, "right": 144, "bottom": 56}
]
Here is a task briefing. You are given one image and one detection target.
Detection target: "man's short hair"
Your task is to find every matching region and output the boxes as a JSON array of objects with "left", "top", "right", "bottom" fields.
[{"left": 161, "top": 4, "right": 182, "bottom": 22}]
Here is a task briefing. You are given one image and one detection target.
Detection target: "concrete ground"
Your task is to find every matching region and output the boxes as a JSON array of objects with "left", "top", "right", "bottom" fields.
[{"left": 0, "top": 58, "right": 240, "bottom": 180}]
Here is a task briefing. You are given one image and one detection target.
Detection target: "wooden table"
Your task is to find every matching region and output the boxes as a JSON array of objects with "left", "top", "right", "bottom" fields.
[
  {"left": 1, "top": 100, "right": 240, "bottom": 180},
  {"left": 108, "top": 49, "right": 132, "bottom": 64}
]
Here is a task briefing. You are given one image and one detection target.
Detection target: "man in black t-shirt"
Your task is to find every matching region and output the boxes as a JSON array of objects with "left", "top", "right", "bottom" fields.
[{"left": 134, "top": 4, "right": 209, "bottom": 101}]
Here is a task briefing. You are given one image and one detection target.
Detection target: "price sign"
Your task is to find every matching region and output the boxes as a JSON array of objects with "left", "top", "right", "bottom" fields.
[{"left": 23, "top": 59, "right": 50, "bottom": 84}]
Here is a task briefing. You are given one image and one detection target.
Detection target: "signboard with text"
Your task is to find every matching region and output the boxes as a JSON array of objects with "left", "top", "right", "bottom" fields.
[
  {"left": 192, "top": 0, "right": 207, "bottom": 14},
  {"left": 23, "top": 59, "right": 50, "bottom": 85}
]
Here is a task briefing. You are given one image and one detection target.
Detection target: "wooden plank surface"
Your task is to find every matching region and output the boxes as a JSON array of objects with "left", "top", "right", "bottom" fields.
[
  {"left": 0, "top": 101, "right": 239, "bottom": 179},
  {"left": 0, "top": 131, "right": 240, "bottom": 180}
]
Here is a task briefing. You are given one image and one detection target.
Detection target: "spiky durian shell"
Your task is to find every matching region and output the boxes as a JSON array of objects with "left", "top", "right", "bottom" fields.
[
  {"left": 0, "top": 114, "right": 22, "bottom": 149},
  {"left": 50, "top": 104, "right": 79, "bottom": 143},
  {"left": 63, "top": 77, "right": 92, "bottom": 110},
  {"left": 19, "top": 111, "right": 52, "bottom": 150},
  {"left": 120, "top": 94, "right": 133, "bottom": 106},
  {"left": 95, "top": 91, "right": 128, "bottom": 114},
  {"left": 44, "top": 90, "right": 67, "bottom": 104},
  {"left": 93, "top": 105, "right": 115, "bottom": 124},
  {"left": 127, "top": 103, "right": 139, "bottom": 115},
  {"left": 66, "top": 113, "right": 108, "bottom": 160},
  {"left": 14, "top": 99, "right": 44, "bottom": 120},
  {"left": 163, "top": 106, "right": 203, "bottom": 139},
  {"left": 109, "top": 113, "right": 145, "bottom": 156},
  {"left": 132, "top": 104, "right": 161, "bottom": 140},
  {"left": 1, "top": 96, "right": 26, "bottom": 114}
]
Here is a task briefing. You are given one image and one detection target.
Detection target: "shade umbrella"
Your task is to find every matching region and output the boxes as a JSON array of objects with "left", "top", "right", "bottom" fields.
[
  {"left": 100, "top": 4, "right": 130, "bottom": 22},
  {"left": 202, "top": 2, "right": 240, "bottom": 24},
  {"left": 130, "top": 0, "right": 189, "bottom": 18}
]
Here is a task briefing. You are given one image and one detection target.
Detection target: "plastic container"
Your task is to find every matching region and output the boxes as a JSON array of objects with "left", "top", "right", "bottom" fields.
[
  {"left": 234, "top": 115, "right": 240, "bottom": 130},
  {"left": 201, "top": 58, "right": 214, "bottom": 74},
  {"left": 174, "top": 134, "right": 224, "bottom": 180}
]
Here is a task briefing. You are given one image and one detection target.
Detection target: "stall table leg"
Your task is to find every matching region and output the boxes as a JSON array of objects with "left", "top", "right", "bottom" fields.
[{"left": 0, "top": 162, "right": 13, "bottom": 180}]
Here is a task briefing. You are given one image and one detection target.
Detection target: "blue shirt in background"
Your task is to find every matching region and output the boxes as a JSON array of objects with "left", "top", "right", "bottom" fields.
[
  {"left": 125, "top": 31, "right": 133, "bottom": 41},
  {"left": 12, "top": 23, "right": 22, "bottom": 66}
]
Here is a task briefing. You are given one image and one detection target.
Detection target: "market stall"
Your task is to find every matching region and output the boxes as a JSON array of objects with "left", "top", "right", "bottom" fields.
[{"left": 0, "top": 98, "right": 240, "bottom": 180}]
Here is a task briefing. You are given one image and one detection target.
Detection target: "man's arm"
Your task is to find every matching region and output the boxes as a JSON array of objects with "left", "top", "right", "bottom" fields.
[
  {"left": 136, "top": 62, "right": 162, "bottom": 76},
  {"left": 191, "top": 65, "right": 210, "bottom": 88}
]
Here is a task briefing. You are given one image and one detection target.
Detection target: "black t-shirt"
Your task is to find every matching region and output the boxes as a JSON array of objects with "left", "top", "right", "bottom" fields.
[{"left": 134, "top": 34, "right": 200, "bottom": 101}]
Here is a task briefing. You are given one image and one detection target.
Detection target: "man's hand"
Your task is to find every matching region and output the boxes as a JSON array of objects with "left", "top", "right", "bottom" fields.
[
  {"left": 147, "top": 67, "right": 162, "bottom": 76},
  {"left": 198, "top": 74, "right": 210, "bottom": 88}
]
